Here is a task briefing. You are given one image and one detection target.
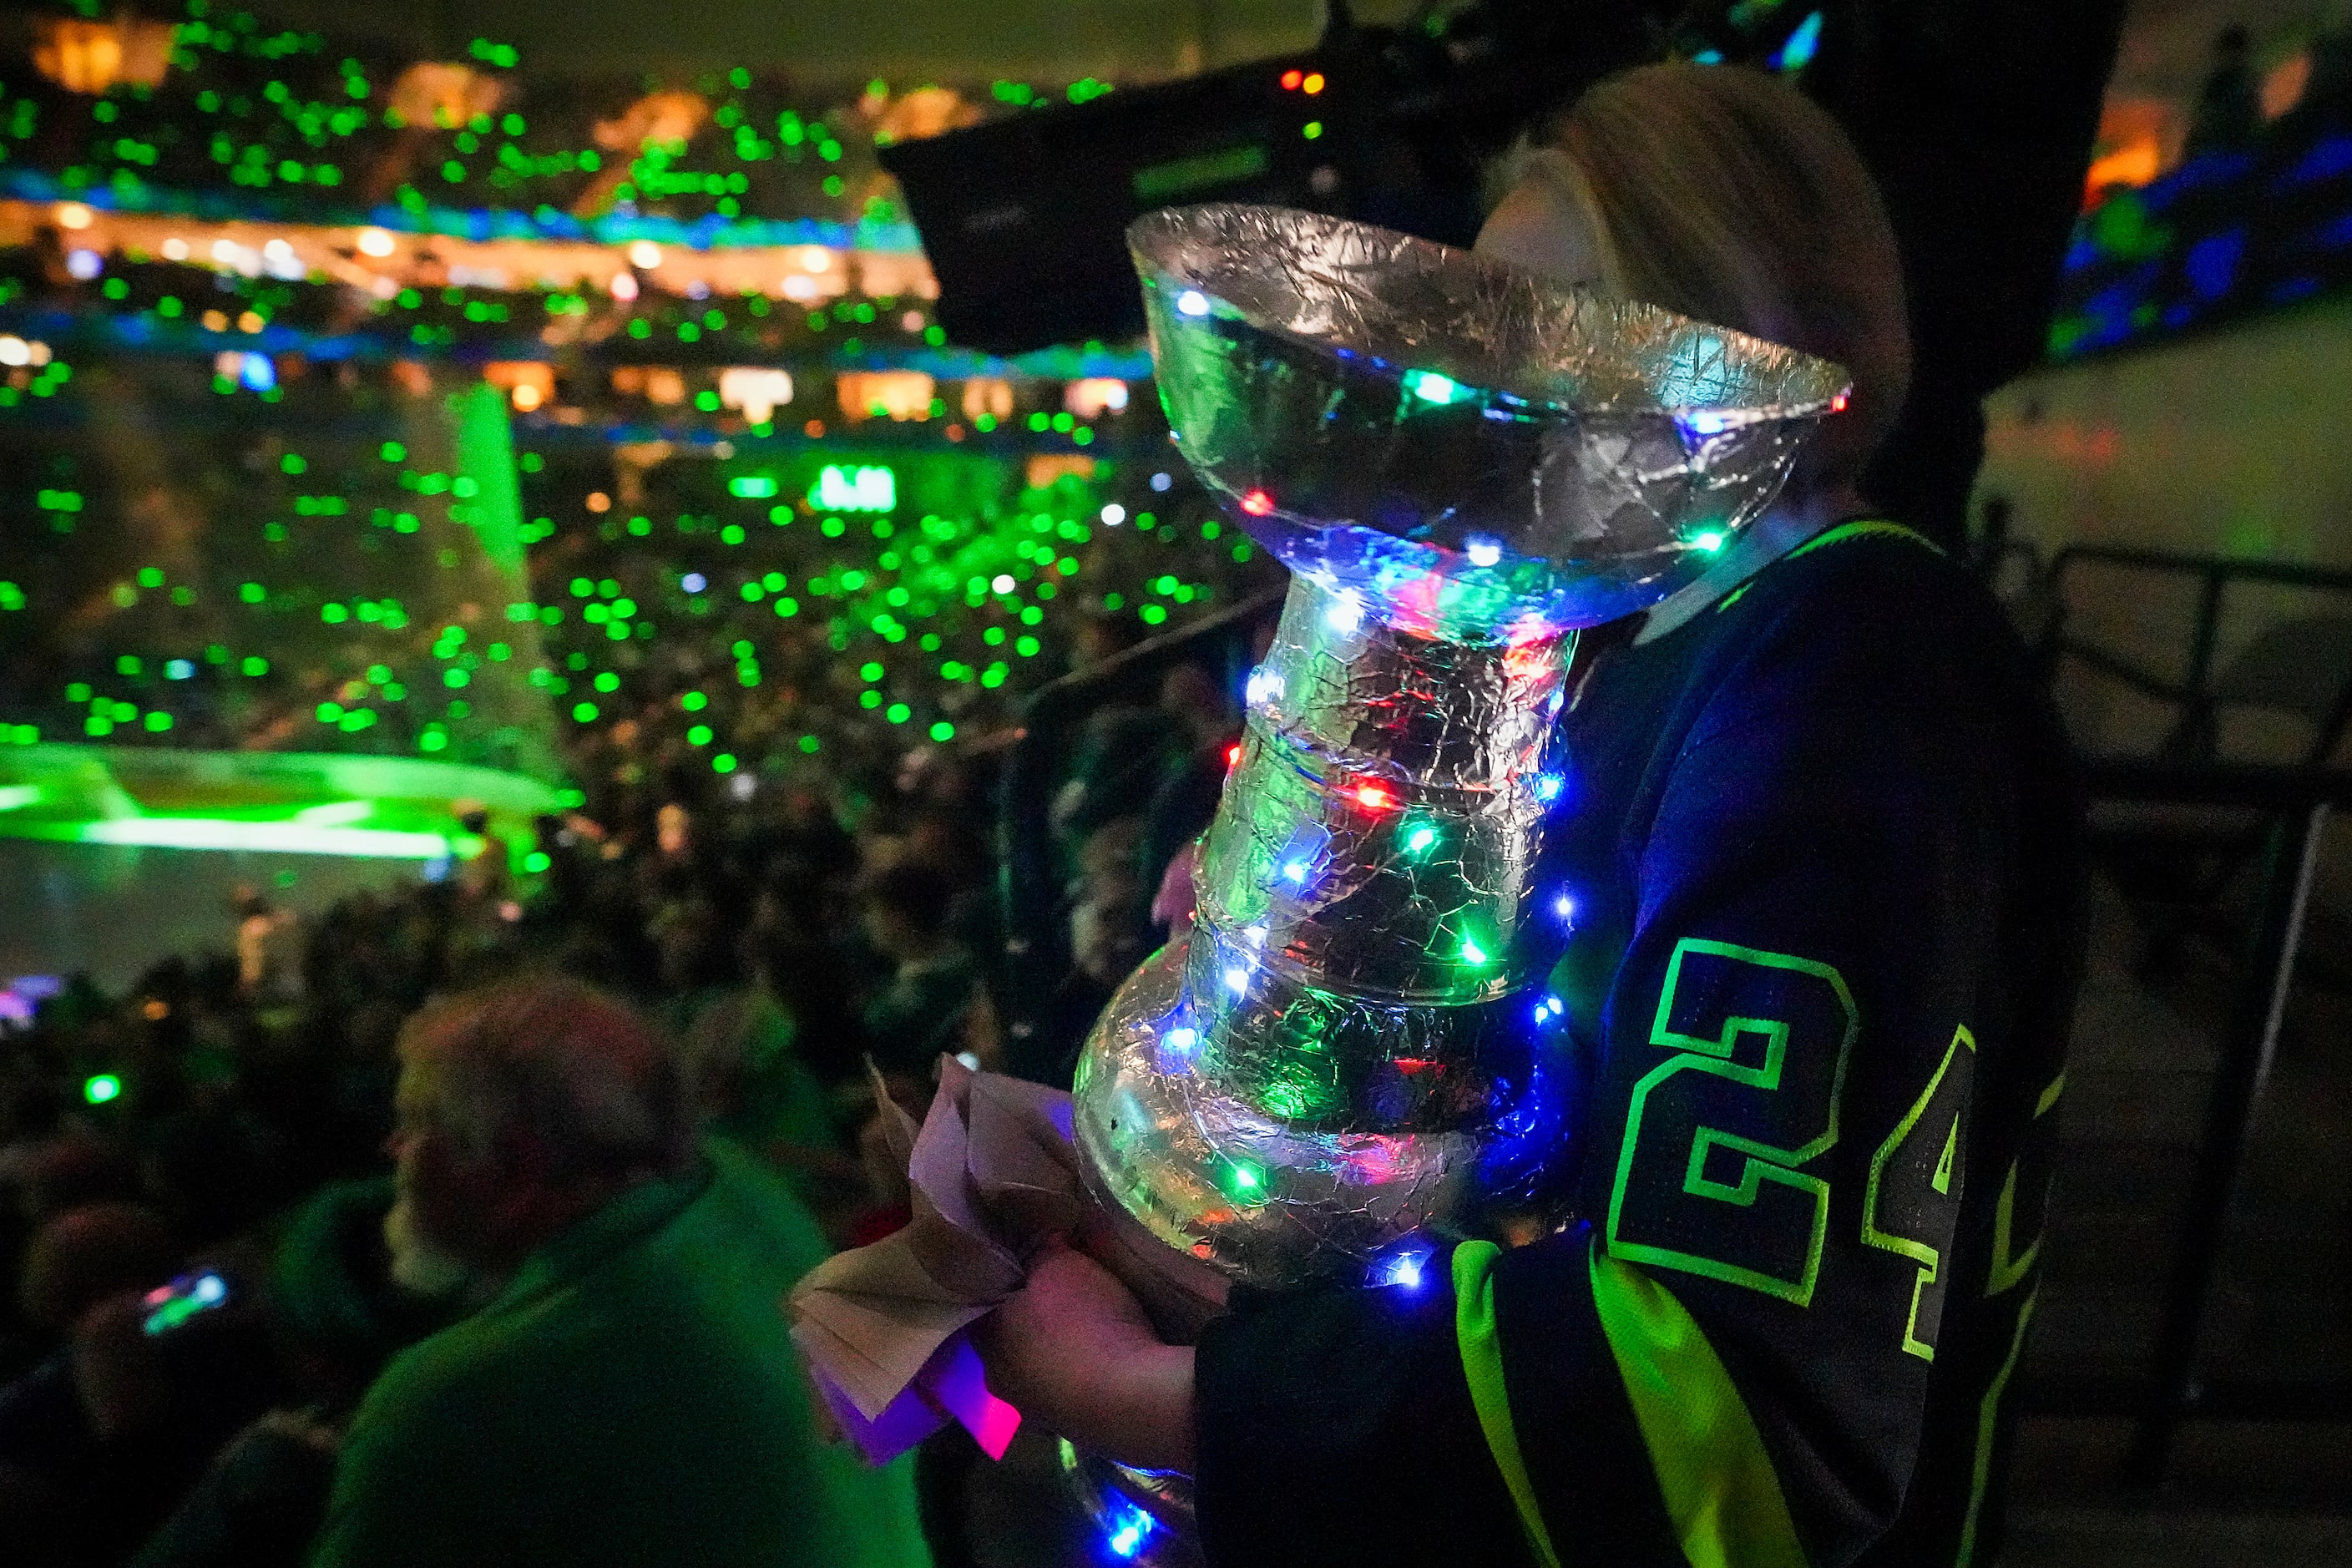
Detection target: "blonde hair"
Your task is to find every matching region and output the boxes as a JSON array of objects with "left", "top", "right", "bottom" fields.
[{"left": 1510, "top": 63, "right": 1910, "bottom": 495}]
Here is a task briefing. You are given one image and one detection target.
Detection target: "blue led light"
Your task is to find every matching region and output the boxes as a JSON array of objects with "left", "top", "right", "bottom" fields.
[
  {"left": 1553, "top": 891, "right": 1576, "bottom": 923},
  {"left": 680, "top": 572, "right": 707, "bottom": 593},
  {"left": 1533, "top": 773, "right": 1564, "bottom": 803},
  {"left": 1773, "top": 11, "right": 1823, "bottom": 72},
  {"left": 1377, "top": 1243, "right": 1432, "bottom": 1290},
  {"left": 1105, "top": 1500, "right": 1156, "bottom": 1559},
  {"left": 238, "top": 352, "right": 276, "bottom": 392}
]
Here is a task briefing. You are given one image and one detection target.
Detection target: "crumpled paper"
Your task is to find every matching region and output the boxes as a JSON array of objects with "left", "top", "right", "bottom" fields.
[{"left": 787, "top": 1057, "right": 1085, "bottom": 1465}]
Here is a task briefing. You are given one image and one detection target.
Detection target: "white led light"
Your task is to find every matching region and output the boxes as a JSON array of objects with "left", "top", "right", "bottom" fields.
[
  {"left": 1324, "top": 589, "right": 1364, "bottom": 635},
  {"left": 1464, "top": 535, "right": 1502, "bottom": 568},
  {"left": 1151, "top": 471, "right": 1172, "bottom": 491},
  {"left": 1175, "top": 288, "right": 1210, "bottom": 316},
  {"left": 356, "top": 226, "right": 396, "bottom": 257},
  {"left": 991, "top": 574, "right": 1015, "bottom": 594},
  {"left": 1224, "top": 966, "right": 1249, "bottom": 994},
  {"left": 627, "top": 240, "right": 663, "bottom": 270},
  {"left": 1100, "top": 503, "right": 1125, "bottom": 524}
]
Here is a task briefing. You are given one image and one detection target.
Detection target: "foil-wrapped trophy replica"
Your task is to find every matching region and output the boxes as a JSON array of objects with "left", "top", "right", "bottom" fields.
[{"left": 789, "top": 203, "right": 1846, "bottom": 1565}]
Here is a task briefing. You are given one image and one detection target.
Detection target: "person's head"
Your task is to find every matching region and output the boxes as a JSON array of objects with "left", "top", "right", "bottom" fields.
[
  {"left": 1073, "top": 609, "right": 1146, "bottom": 672},
  {"left": 19, "top": 1201, "right": 178, "bottom": 1331},
  {"left": 859, "top": 860, "right": 959, "bottom": 963},
  {"left": 1479, "top": 63, "right": 1909, "bottom": 504},
  {"left": 384, "top": 977, "right": 691, "bottom": 1294},
  {"left": 1159, "top": 663, "right": 1231, "bottom": 751}
]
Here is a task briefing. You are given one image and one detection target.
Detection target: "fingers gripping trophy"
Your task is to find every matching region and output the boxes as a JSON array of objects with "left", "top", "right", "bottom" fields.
[{"left": 1060, "top": 205, "right": 1847, "bottom": 1553}]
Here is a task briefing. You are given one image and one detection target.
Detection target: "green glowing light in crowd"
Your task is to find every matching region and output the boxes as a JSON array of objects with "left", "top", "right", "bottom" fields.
[
  {"left": 83, "top": 1074, "right": 122, "bottom": 1105},
  {"left": 809, "top": 464, "right": 896, "bottom": 513},
  {"left": 729, "top": 476, "right": 779, "bottom": 498},
  {"left": 1404, "top": 370, "right": 1462, "bottom": 405},
  {"left": 69, "top": 818, "right": 478, "bottom": 859}
]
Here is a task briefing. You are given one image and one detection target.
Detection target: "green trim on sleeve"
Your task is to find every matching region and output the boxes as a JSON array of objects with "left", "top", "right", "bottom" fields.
[
  {"left": 1783, "top": 518, "right": 1944, "bottom": 562},
  {"left": 1588, "top": 1244, "right": 1812, "bottom": 1568},
  {"left": 1453, "top": 1240, "right": 1565, "bottom": 1568}
]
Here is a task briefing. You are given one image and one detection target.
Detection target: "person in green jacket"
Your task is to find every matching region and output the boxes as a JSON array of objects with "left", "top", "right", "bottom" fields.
[{"left": 309, "top": 975, "right": 929, "bottom": 1568}]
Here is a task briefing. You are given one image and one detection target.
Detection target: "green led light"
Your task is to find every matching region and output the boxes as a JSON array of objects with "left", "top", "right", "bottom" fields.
[
  {"left": 729, "top": 475, "right": 778, "bottom": 498},
  {"left": 687, "top": 725, "right": 712, "bottom": 746},
  {"left": 83, "top": 1074, "right": 122, "bottom": 1105},
  {"left": 1404, "top": 369, "right": 1462, "bottom": 404},
  {"left": 1459, "top": 936, "right": 1490, "bottom": 966},
  {"left": 1220, "top": 1158, "right": 1266, "bottom": 1201},
  {"left": 1403, "top": 822, "right": 1439, "bottom": 856},
  {"left": 885, "top": 702, "right": 911, "bottom": 723},
  {"left": 1690, "top": 529, "right": 1727, "bottom": 553},
  {"left": 712, "top": 753, "right": 737, "bottom": 773},
  {"left": 928, "top": 721, "right": 955, "bottom": 742}
]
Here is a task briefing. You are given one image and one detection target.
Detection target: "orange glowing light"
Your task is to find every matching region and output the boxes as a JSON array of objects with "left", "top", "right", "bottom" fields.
[
  {"left": 1239, "top": 489, "right": 1274, "bottom": 516},
  {"left": 1302, "top": 73, "right": 1326, "bottom": 94},
  {"left": 1281, "top": 69, "right": 1303, "bottom": 90},
  {"left": 1355, "top": 782, "right": 1394, "bottom": 810}
]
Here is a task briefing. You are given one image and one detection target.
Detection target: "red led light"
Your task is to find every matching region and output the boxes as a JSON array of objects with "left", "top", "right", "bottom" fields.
[
  {"left": 1302, "top": 72, "right": 1326, "bottom": 94},
  {"left": 1280, "top": 68, "right": 1303, "bottom": 90},
  {"left": 1239, "top": 488, "right": 1274, "bottom": 516},
  {"left": 1355, "top": 782, "right": 1394, "bottom": 810},
  {"left": 1830, "top": 389, "right": 1851, "bottom": 412},
  {"left": 1226, "top": 742, "right": 1243, "bottom": 771}
]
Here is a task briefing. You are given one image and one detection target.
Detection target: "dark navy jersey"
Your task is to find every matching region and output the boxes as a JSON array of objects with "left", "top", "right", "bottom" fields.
[{"left": 1193, "top": 524, "right": 2083, "bottom": 1568}]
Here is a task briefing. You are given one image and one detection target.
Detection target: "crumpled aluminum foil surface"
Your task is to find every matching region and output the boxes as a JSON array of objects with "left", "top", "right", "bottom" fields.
[
  {"left": 1130, "top": 202, "right": 1849, "bottom": 637},
  {"left": 1071, "top": 205, "right": 1846, "bottom": 1289}
]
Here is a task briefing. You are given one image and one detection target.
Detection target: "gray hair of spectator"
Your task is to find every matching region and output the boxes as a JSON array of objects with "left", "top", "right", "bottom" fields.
[{"left": 395, "top": 975, "right": 694, "bottom": 1186}]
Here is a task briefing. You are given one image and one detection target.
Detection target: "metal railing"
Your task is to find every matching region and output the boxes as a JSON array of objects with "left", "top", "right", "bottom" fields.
[
  {"left": 2041, "top": 544, "right": 2352, "bottom": 766},
  {"left": 2024, "top": 757, "right": 2352, "bottom": 1482}
]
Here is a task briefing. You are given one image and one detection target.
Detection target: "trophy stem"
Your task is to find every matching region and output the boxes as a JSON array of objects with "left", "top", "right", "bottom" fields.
[{"left": 1072, "top": 573, "right": 1576, "bottom": 1287}]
